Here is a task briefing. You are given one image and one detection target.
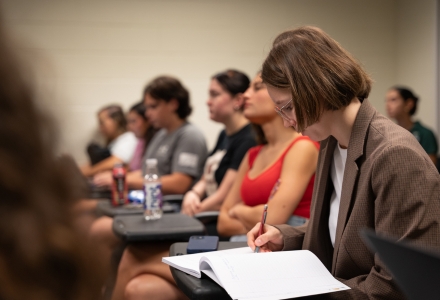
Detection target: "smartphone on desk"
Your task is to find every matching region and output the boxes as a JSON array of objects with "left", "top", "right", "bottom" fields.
[{"left": 187, "top": 236, "right": 219, "bottom": 254}]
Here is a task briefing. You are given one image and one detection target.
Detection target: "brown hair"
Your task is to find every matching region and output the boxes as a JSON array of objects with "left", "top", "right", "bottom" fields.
[
  {"left": 251, "top": 124, "right": 267, "bottom": 145},
  {"left": 0, "top": 15, "right": 104, "bottom": 300},
  {"left": 129, "top": 101, "right": 158, "bottom": 150},
  {"left": 143, "top": 76, "right": 192, "bottom": 119},
  {"left": 262, "top": 26, "right": 372, "bottom": 132},
  {"left": 99, "top": 104, "right": 127, "bottom": 134}
]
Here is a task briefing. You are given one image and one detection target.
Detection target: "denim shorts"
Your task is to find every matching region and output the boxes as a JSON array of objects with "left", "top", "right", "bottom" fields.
[{"left": 229, "top": 215, "right": 308, "bottom": 242}]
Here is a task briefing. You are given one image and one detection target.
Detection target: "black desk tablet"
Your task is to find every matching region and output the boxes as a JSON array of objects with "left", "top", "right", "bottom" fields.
[
  {"left": 361, "top": 229, "right": 440, "bottom": 300},
  {"left": 89, "top": 188, "right": 112, "bottom": 200},
  {"left": 96, "top": 199, "right": 179, "bottom": 217},
  {"left": 169, "top": 242, "right": 247, "bottom": 300},
  {"left": 113, "top": 214, "right": 205, "bottom": 242}
]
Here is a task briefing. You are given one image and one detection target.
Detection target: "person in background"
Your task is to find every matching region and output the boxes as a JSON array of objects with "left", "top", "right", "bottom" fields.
[
  {"left": 217, "top": 73, "right": 319, "bottom": 239},
  {"left": 88, "top": 76, "right": 208, "bottom": 273},
  {"left": 81, "top": 104, "right": 138, "bottom": 177},
  {"left": 0, "top": 12, "right": 104, "bottom": 300},
  {"left": 108, "top": 72, "right": 318, "bottom": 300},
  {"left": 125, "top": 75, "right": 208, "bottom": 193},
  {"left": 386, "top": 86, "right": 438, "bottom": 165},
  {"left": 247, "top": 26, "right": 440, "bottom": 299},
  {"left": 92, "top": 101, "right": 158, "bottom": 186},
  {"left": 181, "top": 69, "right": 256, "bottom": 216},
  {"left": 126, "top": 102, "right": 157, "bottom": 171}
]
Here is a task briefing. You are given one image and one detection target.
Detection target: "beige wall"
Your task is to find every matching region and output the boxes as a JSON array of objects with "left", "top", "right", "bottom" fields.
[
  {"left": 0, "top": 0, "right": 436, "bottom": 163},
  {"left": 396, "top": 0, "right": 438, "bottom": 138}
]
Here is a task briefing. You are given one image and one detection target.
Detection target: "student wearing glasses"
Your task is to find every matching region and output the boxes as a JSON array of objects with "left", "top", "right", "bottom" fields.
[
  {"left": 88, "top": 76, "right": 208, "bottom": 275},
  {"left": 247, "top": 26, "right": 440, "bottom": 299}
]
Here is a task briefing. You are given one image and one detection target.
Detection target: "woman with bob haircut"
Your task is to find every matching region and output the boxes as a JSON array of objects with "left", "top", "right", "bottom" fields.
[{"left": 247, "top": 26, "right": 440, "bottom": 299}]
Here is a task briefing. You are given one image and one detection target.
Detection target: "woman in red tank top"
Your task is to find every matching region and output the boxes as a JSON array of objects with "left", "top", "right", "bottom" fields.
[{"left": 217, "top": 74, "right": 319, "bottom": 238}]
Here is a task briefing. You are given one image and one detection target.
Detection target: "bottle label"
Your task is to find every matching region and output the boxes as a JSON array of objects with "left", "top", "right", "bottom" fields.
[
  {"left": 112, "top": 175, "right": 127, "bottom": 206},
  {"left": 144, "top": 182, "right": 162, "bottom": 210}
]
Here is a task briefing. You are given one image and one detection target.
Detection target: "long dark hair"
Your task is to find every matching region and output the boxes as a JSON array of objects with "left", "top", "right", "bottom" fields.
[
  {"left": 0, "top": 15, "right": 104, "bottom": 300},
  {"left": 129, "top": 101, "right": 158, "bottom": 151}
]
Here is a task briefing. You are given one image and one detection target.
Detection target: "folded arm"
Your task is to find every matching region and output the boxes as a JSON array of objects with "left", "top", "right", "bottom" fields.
[
  {"left": 81, "top": 155, "right": 123, "bottom": 177},
  {"left": 232, "top": 139, "right": 318, "bottom": 231}
]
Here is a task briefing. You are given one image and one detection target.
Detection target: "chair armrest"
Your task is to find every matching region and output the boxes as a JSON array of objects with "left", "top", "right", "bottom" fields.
[
  {"left": 162, "top": 194, "right": 184, "bottom": 213},
  {"left": 163, "top": 194, "right": 184, "bottom": 203},
  {"left": 193, "top": 211, "right": 219, "bottom": 224}
]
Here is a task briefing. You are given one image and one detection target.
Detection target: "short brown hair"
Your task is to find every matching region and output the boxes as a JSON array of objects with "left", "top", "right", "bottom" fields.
[
  {"left": 143, "top": 76, "right": 192, "bottom": 119},
  {"left": 262, "top": 26, "right": 372, "bottom": 132}
]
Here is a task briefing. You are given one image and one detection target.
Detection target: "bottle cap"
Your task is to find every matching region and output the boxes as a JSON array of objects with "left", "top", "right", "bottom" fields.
[{"left": 146, "top": 158, "right": 158, "bottom": 167}]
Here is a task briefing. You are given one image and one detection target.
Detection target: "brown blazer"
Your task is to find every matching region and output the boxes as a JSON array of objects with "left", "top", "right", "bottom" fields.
[{"left": 275, "top": 100, "right": 440, "bottom": 299}]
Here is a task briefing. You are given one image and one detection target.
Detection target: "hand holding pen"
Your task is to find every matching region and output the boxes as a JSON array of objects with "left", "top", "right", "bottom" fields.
[
  {"left": 247, "top": 221, "right": 284, "bottom": 253},
  {"left": 254, "top": 204, "right": 268, "bottom": 253}
]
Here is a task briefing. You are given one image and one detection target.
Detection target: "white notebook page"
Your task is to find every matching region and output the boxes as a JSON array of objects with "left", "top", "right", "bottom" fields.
[
  {"left": 201, "top": 250, "right": 349, "bottom": 300},
  {"left": 162, "top": 247, "right": 252, "bottom": 278}
]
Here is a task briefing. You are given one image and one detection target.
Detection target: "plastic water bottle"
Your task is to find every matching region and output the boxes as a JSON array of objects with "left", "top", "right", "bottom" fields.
[
  {"left": 143, "top": 158, "right": 163, "bottom": 220},
  {"left": 111, "top": 163, "right": 128, "bottom": 206}
]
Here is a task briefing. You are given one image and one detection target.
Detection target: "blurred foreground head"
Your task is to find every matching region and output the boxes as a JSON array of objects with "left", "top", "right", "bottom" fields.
[{"left": 0, "top": 13, "right": 104, "bottom": 300}]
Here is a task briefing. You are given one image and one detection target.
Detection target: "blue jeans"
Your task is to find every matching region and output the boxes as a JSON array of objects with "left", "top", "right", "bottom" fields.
[{"left": 229, "top": 215, "right": 308, "bottom": 242}]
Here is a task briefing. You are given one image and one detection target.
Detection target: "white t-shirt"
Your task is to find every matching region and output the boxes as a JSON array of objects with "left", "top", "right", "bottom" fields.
[
  {"left": 204, "top": 149, "right": 227, "bottom": 197},
  {"left": 108, "top": 131, "right": 138, "bottom": 164},
  {"left": 328, "top": 143, "right": 347, "bottom": 247}
]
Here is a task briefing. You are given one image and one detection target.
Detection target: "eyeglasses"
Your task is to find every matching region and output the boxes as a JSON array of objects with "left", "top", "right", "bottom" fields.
[{"left": 274, "top": 99, "right": 293, "bottom": 120}]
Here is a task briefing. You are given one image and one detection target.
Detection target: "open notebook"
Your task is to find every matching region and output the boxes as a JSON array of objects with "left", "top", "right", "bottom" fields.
[{"left": 163, "top": 247, "right": 349, "bottom": 300}]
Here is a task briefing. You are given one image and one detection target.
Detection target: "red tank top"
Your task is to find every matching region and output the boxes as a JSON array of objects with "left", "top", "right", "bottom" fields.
[{"left": 240, "top": 136, "right": 319, "bottom": 219}]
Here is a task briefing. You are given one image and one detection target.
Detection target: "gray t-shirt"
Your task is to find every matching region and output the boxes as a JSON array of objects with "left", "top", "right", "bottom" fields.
[{"left": 142, "top": 122, "right": 208, "bottom": 183}]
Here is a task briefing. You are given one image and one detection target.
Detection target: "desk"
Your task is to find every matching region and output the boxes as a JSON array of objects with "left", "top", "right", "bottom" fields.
[
  {"left": 169, "top": 241, "right": 247, "bottom": 300},
  {"left": 89, "top": 188, "right": 111, "bottom": 200},
  {"left": 96, "top": 200, "right": 179, "bottom": 217},
  {"left": 113, "top": 214, "right": 205, "bottom": 242}
]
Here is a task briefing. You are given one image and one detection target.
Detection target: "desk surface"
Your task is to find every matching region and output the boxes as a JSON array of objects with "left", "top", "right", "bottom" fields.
[
  {"left": 96, "top": 199, "right": 179, "bottom": 217},
  {"left": 169, "top": 241, "right": 247, "bottom": 300},
  {"left": 113, "top": 214, "right": 205, "bottom": 242},
  {"left": 88, "top": 183, "right": 112, "bottom": 199}
]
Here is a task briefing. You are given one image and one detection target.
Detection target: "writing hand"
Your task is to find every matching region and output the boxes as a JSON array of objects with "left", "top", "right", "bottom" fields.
[{"left": 247, "top": 223, "right": 284, "bottom": 252}]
